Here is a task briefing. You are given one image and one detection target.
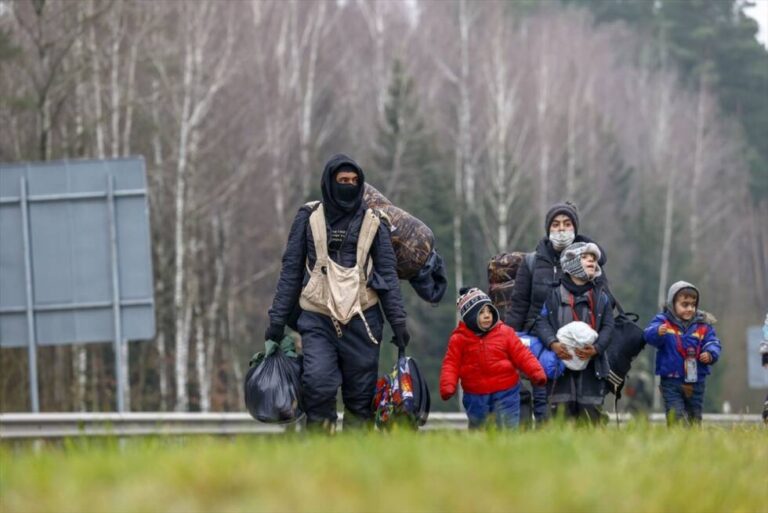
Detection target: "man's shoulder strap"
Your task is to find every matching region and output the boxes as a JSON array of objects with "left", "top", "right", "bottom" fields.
[
  {"left": 305, "top": 202, "right": 327, "bottom": 261},
  {"left": 356, "top": 208, "right": 381, "bottom": 268},
  {"left": 372, "top": 207, "right": 391, "bottom": 229},
  {"left": 525, "top": 252, "right": 536, "bottom": 275}
]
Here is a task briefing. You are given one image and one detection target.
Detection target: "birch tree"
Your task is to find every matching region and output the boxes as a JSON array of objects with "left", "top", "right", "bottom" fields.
[{"left": 159, "top": 1, "right": 237, "bottom": 411}]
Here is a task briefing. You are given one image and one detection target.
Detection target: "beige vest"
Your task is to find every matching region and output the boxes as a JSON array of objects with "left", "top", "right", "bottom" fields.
[{"left": 299, "top": 202, "right": 381, "bottom": 343}]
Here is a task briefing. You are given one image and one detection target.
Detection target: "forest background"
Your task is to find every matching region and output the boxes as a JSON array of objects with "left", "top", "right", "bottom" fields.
[{"left": 1, "top": 0, "right": 766, "bottom": 414}]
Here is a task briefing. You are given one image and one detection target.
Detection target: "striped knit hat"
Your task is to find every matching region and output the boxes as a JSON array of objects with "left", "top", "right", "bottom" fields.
[
  {"left": 560, "top": 242, "right": 602, "bottom": 281},
  {"left": 457, "top": 287, "right": 499, "bottom": 333}
]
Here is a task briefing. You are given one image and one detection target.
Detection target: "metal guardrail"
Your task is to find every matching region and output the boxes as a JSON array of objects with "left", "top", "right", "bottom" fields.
[{"left": 0, "top": 412, "right": 763, "bottom": 439}]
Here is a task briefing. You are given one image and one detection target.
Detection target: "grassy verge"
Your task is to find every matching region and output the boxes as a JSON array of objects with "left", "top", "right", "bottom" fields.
[{"left": 1, "top": 424, "right": 766, "bottom": 513}]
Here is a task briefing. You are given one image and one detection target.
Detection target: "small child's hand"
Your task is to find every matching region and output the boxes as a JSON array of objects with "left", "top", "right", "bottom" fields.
[
  {"left": 551, "top": 342, "right": 571, "bottom": 360},
  {"left": 574, "top": 345, "right": 597, "bottom": 359},
  {"left": 699, "top": 352, "right": 712, "bottom": 364},
  {"left": 658, "top": 324, "right": 669, "bottom": 336}
]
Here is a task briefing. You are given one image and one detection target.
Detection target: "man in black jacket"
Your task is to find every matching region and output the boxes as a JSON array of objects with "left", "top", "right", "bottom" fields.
[{"left": 265, "top": 154, "right": 409, "bottom": 431}]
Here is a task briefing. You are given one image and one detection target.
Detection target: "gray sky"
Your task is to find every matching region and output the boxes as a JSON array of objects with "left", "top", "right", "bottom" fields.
[{"left": 744, "top": 0, "right": 768, "bottom": 48}]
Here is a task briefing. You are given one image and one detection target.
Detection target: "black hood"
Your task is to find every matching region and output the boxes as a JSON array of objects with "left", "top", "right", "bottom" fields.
[{"left": 320, "top": 154, "right": 365, "bottom": 223}]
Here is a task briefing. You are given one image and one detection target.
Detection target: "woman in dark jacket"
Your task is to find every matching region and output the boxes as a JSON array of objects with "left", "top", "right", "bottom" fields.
[{"left": 507, "top": 202, "right": 609, "bottom": 423}]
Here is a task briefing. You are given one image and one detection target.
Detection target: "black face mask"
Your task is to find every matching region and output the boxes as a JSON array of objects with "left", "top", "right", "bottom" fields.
[{"left": 332, "top": 182, "right": 360, "bottom": 209}]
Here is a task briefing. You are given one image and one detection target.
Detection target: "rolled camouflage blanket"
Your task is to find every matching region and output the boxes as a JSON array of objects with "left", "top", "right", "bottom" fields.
[
  {"left": 363, "top": 184, "right": 435, "bottom": 280},
  {"left": 487, "top": 252, "right": 524, "bottom": 316}
]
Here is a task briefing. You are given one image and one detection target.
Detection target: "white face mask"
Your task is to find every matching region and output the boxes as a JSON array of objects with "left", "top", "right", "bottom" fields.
[{"left": 549, "top": 230, "right": 575, "bottom": 251}]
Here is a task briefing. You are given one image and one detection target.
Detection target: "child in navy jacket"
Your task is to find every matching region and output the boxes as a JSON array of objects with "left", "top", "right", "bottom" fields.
[{"left": 644, "top": 281, "right": 721, "bottom": 426}]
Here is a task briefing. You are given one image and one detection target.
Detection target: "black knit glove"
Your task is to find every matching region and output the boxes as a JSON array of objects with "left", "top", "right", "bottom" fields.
[
  {"left": 265, "top": 323, "right": 285, "bottom": 343},
  {"left": 762, "top": 352, "right": 768, "bottom": 367},
  {"left": 392, "top": 324, "right": 410, "bottom": 349}
]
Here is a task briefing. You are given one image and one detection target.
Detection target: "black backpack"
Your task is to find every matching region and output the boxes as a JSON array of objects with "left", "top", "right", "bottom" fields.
[{"left": 604, "top": 302, "right": 646, "bottom": 398}]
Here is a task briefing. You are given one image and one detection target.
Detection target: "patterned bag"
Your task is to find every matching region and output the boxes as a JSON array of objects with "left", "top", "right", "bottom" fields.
[
  {"left": 363, "top": 184, "right": 435, "bottom": 280},
  {"left": 487, "top": 252, "right": 533, "bottom": 320},
  {"left": 372, "top": 347, "right": 430, "bottom": 429}
]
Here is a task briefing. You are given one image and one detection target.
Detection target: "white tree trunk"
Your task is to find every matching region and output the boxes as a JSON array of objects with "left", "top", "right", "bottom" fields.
[
  {"left": 453, "top": 144, "right": 464, "bottom": 313},
  {"left": 199, "top": 215, "right": 226, "bottom": 413},
  {"left": 299, "top": 2, "right": 326, "bottom": 198},
  {"left": 109, "top": 1, "right": 122, "bottom": 158},
  {"left": 172, "top": 2, "right": 236, "bottom": 411},
  {"left": 537, "top": 54, "right": 550, "bottom": 218},
  {"left": 749, "top": 201, "right": 767, "bottom": 307},
  {"left": 228, "top": 300, "right": 244, "bottom": 409},
  {"left": 194, "top": 310, "right": 207, "bottom": 412},
  {"left": 120, "top": 338, "right": 131, "bottom": 411},
  {"left": 151, "top": 79, "right": 163, "bottom": 167},
  {"left": 566, "top": 88, "right": 578, "bottom": 199},
  {"left": 122, "top": 38, "right": 138, "bottom": 155},
  {"left": 491, "top": 32, "right": 511, "bottom": 251},
  {"left": 690, "top": 75, "right": 707, "bottom": 256},
  {"left": 89, "top": 0, "right": 105, "bottom": 159},
  {"left": 157, "top": 331, "right": 168, "bottom": 411},
  {"left": 74, "top": 3, "right": 85, "bottom": 155},
  {"left": 173, "top": 13, "right": 195, "bottom": 411},
  {"left": 384, "top": 124, "right": 406, "bottom": 200},
  {"left": 357, "top": 0, "right": 387, "bottom": 118},
  {"left": 72, "top": 3, "right": 88, "bottom": 411},
  {"left": 655, "top": 85, "right": 672, "bottom": 308},
  {"left": 73, "top": 347, "right": 87, "bottom": 411},
  {"left": 458, "top": 0, "right": 474, "bottom": 208},
  {"left": 148, "top": 75, "right": 169, "bottom": 411},
  {"left": 657, "top": 168, "right": 675, "bottom": 307}
]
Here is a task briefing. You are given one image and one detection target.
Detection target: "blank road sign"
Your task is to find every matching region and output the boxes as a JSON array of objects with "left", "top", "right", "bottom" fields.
[{"left": 0, "top": 157, "right": 155, "bottom": 347}]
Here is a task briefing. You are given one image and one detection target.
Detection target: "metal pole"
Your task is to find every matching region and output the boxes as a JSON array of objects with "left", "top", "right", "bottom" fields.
[
  {"left": 107, "top": 174, "right": 127, "bottom": 412},
  {"left": 19, "top": 176, "right": 40, "bottom": 412}
]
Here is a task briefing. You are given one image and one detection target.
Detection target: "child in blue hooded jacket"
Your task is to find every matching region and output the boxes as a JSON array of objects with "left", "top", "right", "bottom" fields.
[{"left": 644, "top": 281, "right": 721, "bottom": 426}]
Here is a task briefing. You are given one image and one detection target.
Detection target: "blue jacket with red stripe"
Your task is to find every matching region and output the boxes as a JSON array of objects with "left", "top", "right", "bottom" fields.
[{"left": 643, "top": 311, "right": 721, "bottom": 380}]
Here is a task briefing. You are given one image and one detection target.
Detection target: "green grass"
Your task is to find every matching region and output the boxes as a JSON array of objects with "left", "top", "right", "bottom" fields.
[{"left": 1, "top": 425, "right": 766, "bottom": 513}]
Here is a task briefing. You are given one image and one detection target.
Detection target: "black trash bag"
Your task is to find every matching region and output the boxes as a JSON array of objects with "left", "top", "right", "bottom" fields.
[
  {"left": 244, "top": 335, "right": 304, "bottom": 423},
  {"left": 408, "top": 249, "right": 448, "bottom": 304},
  {"left": 605, "top": 305, "right": 646, "bottom": 398},
  {"left": 372, "top": 346, "right": 430, "bottom": 429}
]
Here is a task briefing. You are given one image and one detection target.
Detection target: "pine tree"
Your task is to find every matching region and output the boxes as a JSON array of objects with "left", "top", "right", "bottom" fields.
[{"left": 370, "top": 59, "right": 456, "bottom": 409}]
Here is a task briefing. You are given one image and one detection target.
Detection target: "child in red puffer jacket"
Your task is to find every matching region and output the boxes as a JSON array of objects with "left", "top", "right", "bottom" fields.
[{"left": 440, "top": 287, "right": 547, "bottom": 429}]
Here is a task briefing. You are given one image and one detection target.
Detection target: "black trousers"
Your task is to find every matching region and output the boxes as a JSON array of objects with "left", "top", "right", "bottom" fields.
[{"left": 297, "top": 307, "right": 383, "bottom": 428}]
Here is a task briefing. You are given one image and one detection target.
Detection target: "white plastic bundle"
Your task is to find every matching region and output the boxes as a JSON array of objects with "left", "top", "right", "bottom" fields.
[{"left": 556, "top": 321, "right": 599, "bottom": 371}]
